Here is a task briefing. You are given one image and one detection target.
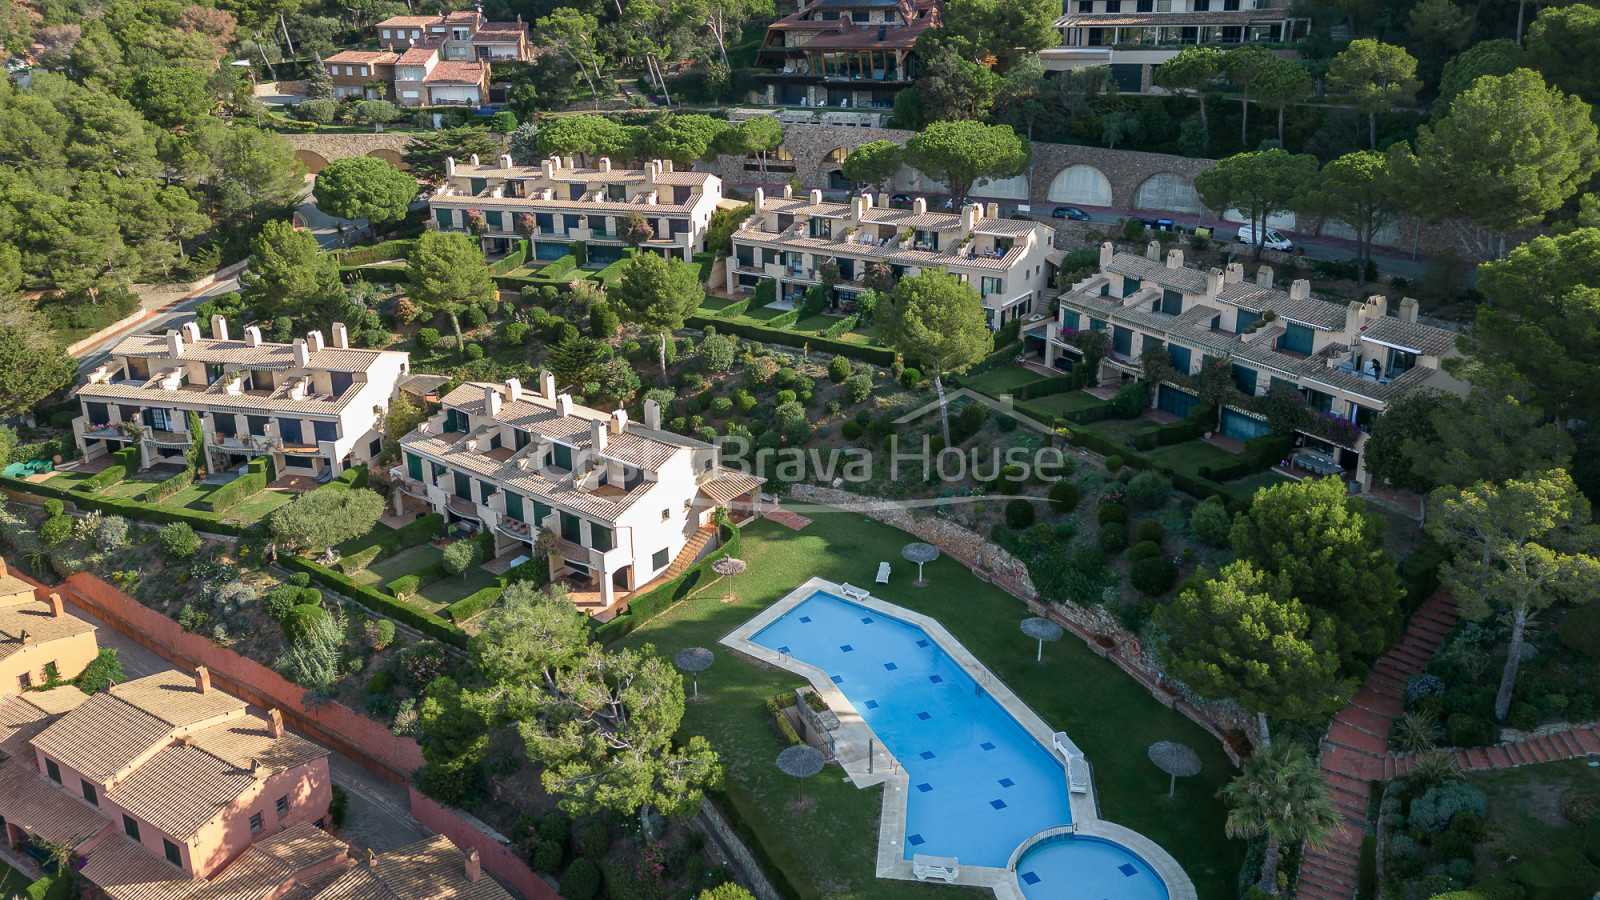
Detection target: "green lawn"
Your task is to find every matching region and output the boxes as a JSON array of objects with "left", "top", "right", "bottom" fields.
[
  {"left": 963, "top": 367, "right": 1047, "bottom": 398},
  {"left": 356, "top": 544, "right": 444, "bottom": 587},
  {"left": 413, "top": 566, "right": 499, "bottom": 609},
  {"left": 1217, "top": 472, "right": 1289, "bottom": 506},
  {"left": 700, "top": 297, "right": 739, "bottom": 312},
  {"left": 1144, "top": 442, "right": 1246, "bottom": 482},
  {"left": 619, "top": 516, "right": 1243, "bottom": 900},
  {"left": 43, "top": 472, "right": 293, "bottom": 522},
  {"left": 0, "top": 859, "right": 30, "bottom": 898},
  {"left": 1469, "top": 759, "right": 1597, "bottom": 880},
  {"left": 1079, "top": 416, "right": 1152, "bottom": 444},
  {"left": 1023, "top": 390, "right": 1103, "bottom": 417},
  {"left": 744, "top": 305, "right": 790, "bottom": 323}
]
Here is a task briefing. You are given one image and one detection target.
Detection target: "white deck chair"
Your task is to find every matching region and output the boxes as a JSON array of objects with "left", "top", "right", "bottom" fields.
[
  {"left": 839, "top": 583, "right": 870, "bottom": 601},
  {"left": 876, "top": 562, "right": 891, "bottom": 584},
  {"left": 912, "top": 855, "right": 959, "bottom": 883}
]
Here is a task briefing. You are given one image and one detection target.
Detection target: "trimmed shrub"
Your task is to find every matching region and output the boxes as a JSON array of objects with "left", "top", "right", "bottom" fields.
[
  {"left": 828, "top": 355, "right": 851, "bottom": 383},
  {"left": 283, "top": 604, "right": 331, "bottom": 642},
  {"left": 461, "top": 306, "right": 488, "bottom": 329},
  {"left": 1104, "top": 454, "right": 1123, "bottom": 474},
  {"left": 40, "top": 515, "right": 73, "bottom": 547},
  {"left": 1005, "top": 499, "right": 1035, "bottom": 530},
  {"left": 1126, "top": 470, "right": 1172, "bottom": 510},
  {"left": 503, "top": 322, "right": 528, "bottom": 344},
  {"left": 1410, "top": 784, "right": 1488, "bottom": 833},
  {"left": 589, "top": 302, "right": 619, "bottom": 338},
  {"left": 1130, "top": 556, "right": 1178, "bottom": 595},
  {"left": 843, "top": 373, "right": 871, "bottom": 404},
  {"left": 1134, "top": 519, "right": 1165, "bottom": 545},
  {"left": 1509, "top": 702, "right": 1542, "bottom": 732},
  {"left": 265, "top": 584, "right": 301, "bottom": 619},
  {"left": 76, "top": 465, "right": 127, "bottom": 493},
  {"left": 530, "top": 839, "right": 563, "bottom": 874},
  {"left": 160, "top": 522, "right": 200, "bottom": 560},
  {"left": 1099, "top": 522, "right": 1128, "bottom": 554},
  {"left": 899, "top": 368, "right": 921, "bottom": 390},
  {"left": 43, "top": 499, "right": 64, "bottom": 517},
  {"left": 841, "top": 421, "right": 862, "bottom": 441},
  {"left": 445, "top": 587, "right": 501, "bottom": 623},
  {"left": 386, "top": 574, "right": 421, "bottom": 598},
  {"left": 1097, "top": 503, "right": 1127, "bottom": 525},
  {"left": 417, "top": 328, "right": 440, "bottom": 349},
  {"left": 209, "top": 471, "right": 266, "bottom": 512},
  {"left": 300, "top": 588, "right": 323, "bottom": 606},
  {"left": 1048, "top": 480, "right": 1080, "bottom": 513},
  {"left": 559, "top": 859, "right": 600, "bottom": 900},
  {"left": 1127, "top": 540, "right": 1162, "bottom": 563},
  {"left": 1189, "top": 497, "right": 1232, "bottom": 546},
  {"left": 579, "top": 823, "right": 611, "bottom": 859},
  {"left": 464, "top": 343, "right": 484, "bottom": 360}
]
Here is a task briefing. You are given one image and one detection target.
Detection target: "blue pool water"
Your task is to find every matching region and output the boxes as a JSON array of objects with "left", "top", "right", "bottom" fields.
[
  {"left": 750, "top": 591, "right": 1074, "bottom": 867},
  {"left": 1016, "top": 835, "right": 1170, "bottom": 900}
]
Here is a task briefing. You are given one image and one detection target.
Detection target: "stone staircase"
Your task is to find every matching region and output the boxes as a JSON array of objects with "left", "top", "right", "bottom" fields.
[
  {"left": 1298, "top": 591, "right": 1460, "bottom": 900},
  {"left": 663, "top": 525, "right": 718, "bottom": 581},
  {"left": 1387, "top": 724, "right": 1600, "bottom": 778}
]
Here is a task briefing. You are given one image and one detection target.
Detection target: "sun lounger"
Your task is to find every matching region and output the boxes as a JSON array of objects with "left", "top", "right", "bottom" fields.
[
  {"left": 1053, "top": 732, "right": 1090, "bottom": 794},
  {"left": 839, "top": 583, "right": 870, "bottom": 601},
  {"left": 912, "top": 855, "right": 959, "bottom": 883},
  {"left": 876, "top": 562, "right": 891, "bottom": 584}
]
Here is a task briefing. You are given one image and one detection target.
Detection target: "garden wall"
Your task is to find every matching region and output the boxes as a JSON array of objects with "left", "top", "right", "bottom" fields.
[
  {"left": 54, "top": 573, "right": 426, "bottom": 784},
  {"left": 408, "top": 788, "right": 559, "bottom": 900}
]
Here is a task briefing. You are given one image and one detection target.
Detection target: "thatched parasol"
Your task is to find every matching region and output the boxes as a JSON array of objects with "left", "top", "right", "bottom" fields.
[
  {"left": 902, "top": 543, "right": 940, "bottom": 583},
  {"left": 673, "top": 647, "right": 714, "bottom": 701},
  {"left": 712, "top": 557, "right": 747, "bottom": 603},
  {"left": 776, "top": 744, "right": 826, "bottom": 801},
  {"left": 1021, "top": 617, "right": 1064, "bottom": 663},
  {"left": 1149, "top": 741, "right": 1202, "bottom": 797}
]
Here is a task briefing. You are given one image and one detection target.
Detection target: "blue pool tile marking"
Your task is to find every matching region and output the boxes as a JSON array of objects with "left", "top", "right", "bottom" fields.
[
  {"left": 916, "top": 711, "right": 932, "bottom": 720},
  {"left": 1021, "top": 872, "right": 1041, "bottom": 886},
  {"left": 916, "top": 639, "right": 929, "bottom": 647},
  {"left": 920, "top": 750, "right": 936, "bottom": 760},
  {"left": 1119, "top": 864, "right": 1138, "bottom": 877},
  {"left": 907, "top": 834, "right": 925, "bottom": 846},
  {"left": 884, "top": 662, "right": 898, "bottom": 671},
  {"left": 865, "top": 700, "right": 879, "bottom": 709},
  {"left": 916, "top": 783, "right": 933, "bottom": 793},
  {"left": 830, "top": 675, "right": 843, "bottom": 684},
  {"left": 862, "top": 617, "right": 874, "bottom": 624},
  {"left": 840, "top": 645, "right": 853, "bottom": 652},
  {"left": 991, "top": 799, "right": 1008, "bottom": 810},
  {"left": 929, "top": 675, "right": 944, "bottom": 683},
  {"left": 999, "top": 778, "right": 1014, "bottom": 788},
  {"left": 798, "top": 616, "right": 811, "bottom": 623},
  {"left": 981, "top": 742, "right": 996, "bottom": 751}
]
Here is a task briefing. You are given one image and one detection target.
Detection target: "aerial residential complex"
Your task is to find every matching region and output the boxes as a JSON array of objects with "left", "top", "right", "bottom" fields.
[
  {"left": 727, "top": 188, "right": 1057, "bottom": 329},
  {"left": 0, "top": 562, "right": 97, "bottom": 694},
  {"left": 430, "top": 154, "right": 726, "bottom": 262},
  {"left": 753, "top": 0, "right": 943, "bottom": 109},
  {"left": 395, "top": 374, "right": 763, "bottom": 608},
  {"left": 1031, "top": 242, "right": 1469, "bottom": 486},
  {"left": 322, "top": 11, "right": 532, "bottom": 105},
  {"left": 74, "top": 320, "right": 412, "bottom": 483},
  {"left": 1042, "top": 0, "right": 1308, "bottom": 90}
]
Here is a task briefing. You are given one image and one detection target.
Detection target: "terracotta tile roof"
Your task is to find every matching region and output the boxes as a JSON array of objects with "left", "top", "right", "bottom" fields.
[
  {"left": 76, "top": 379, "right": 367, "bottom": 418},
  {"left": 424, "top": 61, "right": 488, "bottom": 84},
  {"left": 281, "top": 861, "right": 358, "bottom": 900},
  {"left": 108, "top": 744, "right": 255, "bottom": 839},
  {"left": 187, "top": 715, "right": 328, "bottom": 774},
  {"left": 105, "top": 334, "right": 398, "bottom": 373},
  {"left": 735, "top": 228, "right": 1027, "bottom": 271},
  {"left": 302, "top": 836, "right": 511, "bottom": 900},
  {"left": 0, "top": 693, "right": 70, "bottom": 761},
  {"left": 325, "top": 51, "right": 400, "bottom": 64},
  {"left": 83, "top": 832, "right": 205, "bottom": 900},
  {"left": 470, "top": 22, "right": 526, "bottom": 37},
  {"left": 858, "top": 208, "right": 963, "bottom": 229},
  {"left": 31, "top": 692, "right": 175, "bottom": 782},
  {"left": 440, "top": 383, "right": 702, "bottom": 469},
  {"left": 972, "top": 218, "right": 1041, "bottom": 236},
  {"left": 111, "top": 670, "right": 247, "bottom": 729},
  {"left": 397, "top": 42, "right": 442, "bottom": 66},
  {"left": 1359, "top": 316, "right": 1458, "bottom": 357},
  {"left": 435, "top": 194, "right": 700, "bottom": 215},
  {"left": 699, "top": 470, "right": 765, "bottom": 504},
  {"left": 190, "top": 822, "right": 347, "bottom": 900},
  {"left": 0, "top": 571, "right": 37, "bottom": 600},
  {"left": 21, "top": 685, "right": 90, "bottom": 716},
  {"left": 1217, "top": 281, "right": 1347, "bottom": 331},
  {"left": 1105, "top": 253, "right": 1211, "bottom": 294},
  {"left": 376, "top": 15, "right": 442, "bottom": 28},
  {"left": 0, "top": 758, "right": 110, "bottom": 847},
  {"left": 0, "top": 599, "right": 95, "bottom": 663}
]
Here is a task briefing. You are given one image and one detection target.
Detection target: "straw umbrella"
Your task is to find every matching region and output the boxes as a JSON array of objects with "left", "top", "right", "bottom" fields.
[
  {"left": 776, "top": 745, "right": 826, "bottom": 801},
  {"left": 712, "top": 556, "right": 747, "bottom": 603},
  {"left": 674, "top": 648, "right": 714, "bottom": 701},
  {"left": 1021, "top": 617, "right": 1064, "bottom": 663},
  {"left": 1149, "top": 741, "right": 1202, "bottom": 798},
  {"left": 902, "top": 543, "right": 940, "bottom": 584}
]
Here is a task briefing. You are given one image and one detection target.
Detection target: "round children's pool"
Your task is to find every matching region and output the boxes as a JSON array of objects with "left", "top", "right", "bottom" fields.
[{"left": 1015, "top": 833, "right": 1170, "bottom": 900}]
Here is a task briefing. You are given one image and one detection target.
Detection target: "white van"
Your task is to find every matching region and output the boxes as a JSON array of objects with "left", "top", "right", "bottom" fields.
[{"left": 1235, "top": 225, "right": 1294, "bottom": 252}]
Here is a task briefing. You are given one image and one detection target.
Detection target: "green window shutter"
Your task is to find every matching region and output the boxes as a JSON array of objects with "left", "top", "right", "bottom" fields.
[
  {"left": 560, "top": 512, "right": 582, "bottom": 543},
  {"left": 534, "top": 501, "right": 552, "bottom": 525},
  {"left": 1160, "top": 290, "right": 1182, "bottom": 315},
  {"left": 485, "top": 210, "right": 503, "bottom": 231},
  {"left": 592, "top": 525, "right": 613, "bottom": 552},
  {"left": 470, "top": 178, "right": 487, "bottom": 194},
  {"left": 406, "top": 453, "right": 422, "bottom": 481},
  {"left": 453, "top": 471, "right": 471, "bottom": 499},
  {"left": 436, "top": 208, "right": 453, "bottom": 229},
  {"left": 652, "top": 548, "right": 669, "bottom": 570},
  {"left": 552, "top": 443, "right": 573, "bottom": 470},
  {"left": 479, "top": 480, "right": 497, "bottom": 502},
  {"left": 505, "top": 492, "right": 524, "bottom": 522},
  {"left": 1062, "top": 311, "right": 1081, "bottom": 330}
]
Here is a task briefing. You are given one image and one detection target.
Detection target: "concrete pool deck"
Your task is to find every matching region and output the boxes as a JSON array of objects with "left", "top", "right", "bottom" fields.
[{"left": 720, "top": 576, "right": 1197, "bottom": 900}]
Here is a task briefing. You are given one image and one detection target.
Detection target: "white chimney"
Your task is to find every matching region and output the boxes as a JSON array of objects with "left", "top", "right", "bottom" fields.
[
  {"left": 168, "top": 330, "right": 185, "bottom": 359},
  {"left": 498, "top": 153, "right": 511, "bottom": 169},
  {"left": 1166, "top": 248, "right": 1183, "bottom": 269},
  {"left": 1099, "top": 241, "right": 1114, "bottom": 268},
  {"left": 782, "top": 182, "right": 793, "bottom": 199},
  {"left": 913, "top": 198, "right": 927, "bottom": 215},
  {"left": 469, "top": 153, "right": 480, "bottom": 166},
  {"left": 505, "top": 378, "right": 522, "bottom": 403},
  {"left": 210, "top": 316, "right": 229, "bottom": 342},
  {"left": 484, "top": 383, "right": 501, "bottom": 418},
  {"left": 1256, "top": 266, "right": 1274, "bottom": 288},
  {"left": 307, "top": 330, "right": 325, "bottom": 353},
  {"left": 555, "top": 393, "right": 573, "bottom": 417},
  {"left": 330, "top": 322, "right": 349, "bottom": 349},
  {"left": 590, "top": 418, "right": 608, "bottom": 453},
  {"left": 292, "top": 339, "right": 310, "bottom": 368},
  {"left": 986, "top": 203, "right": 998, "bottom": 220},
  {"left": 1145, "top": 240, "right": 1161, "bottom": 261},
  {"left": 244, "top": 325, "right": 262, "bottom": 348},
  {"left": 181, "top": 321, "right": 201, "bottom": 343},
  {"left": 539, "top": 369, "right": 556, "bottom": 400},
  {"left": 1224, "top": 262, "right": 1244, "bottom": 284},
  {"left": 809, "top": 189, "right": 822, "bottom": 205},
  {"left": 1206, "top": 267, "right": 1223, "bottom": 296},
  {"left": 1399, "top": 296, "right": 1419, "bottom": 324},
  {"left": 1345, "top": 301, "right": 1362, "bottom": 334},
  {"left": 754, "top": 187, "right": 765, "bottom": 208},
  {"left": 599, "top": 157, "right": 611, "bottom": 173},
  {"left": 643, "top": 398, "right": 662, "bottom": 431},
  {"left": 445, "top": 156, "right": 456, "bottom": 178},
  {"left": 542, "top": 157, "right": 556, "bottom": 178},
  {"left": 611, "top": 409, "right": 628, "bottom": 434},
  {"left": 1289, "top": 279, "right": 1311, "bottom": 302}
]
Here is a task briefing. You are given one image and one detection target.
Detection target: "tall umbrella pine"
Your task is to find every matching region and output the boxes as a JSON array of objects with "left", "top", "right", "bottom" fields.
[
  {"left": 878, "top": 269, "right": 992, "bottom": 447},
  {"left": 611, "top": 252, "right": 705, "bottom": 384},
  {"left": 406, "top": 231, "right": 496, "bottom": 344}
]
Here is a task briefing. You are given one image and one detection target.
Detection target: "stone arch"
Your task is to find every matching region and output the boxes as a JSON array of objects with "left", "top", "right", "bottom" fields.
[
  {"left": 295, "top": 149, "right": 330, "bottom": 175},
  {"left": 366, "top": 148, "right": 409, "bottom": 170},
  {"left": 1132, "top": 172, "right": 1201, "bottom": 215},
  {"left": 973, "top": 173, "right": 1028, "bottom": 200},
  {"left": 823, "top": 147, "right": 850, "bottom": 165},
  {"left": 1046, "top": 165, "right": 1113, "bottom": 206}
]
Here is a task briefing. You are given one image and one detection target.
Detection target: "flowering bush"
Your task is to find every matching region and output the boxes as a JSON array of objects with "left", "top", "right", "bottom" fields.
[
  {"left": 1406, "top": 673, "right": 1447, "bottom": 705},
  {"left": 1303, "top": 410, "right": 1363, "bottom": 447},
  {"left": 1098, "top": 486, "right": 1126, "bottom": 505},
  {"left": 465, "top": 209, "right": 486, "bottom": 236},
  {"left": 634, "top": 840, "right": 667, "bottom": 887},
  {"left": 393, "top": 297, "right": 425, "bottom": 323}
]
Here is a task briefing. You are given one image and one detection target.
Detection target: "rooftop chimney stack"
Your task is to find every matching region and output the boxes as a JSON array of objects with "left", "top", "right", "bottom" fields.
[
  {"left": 47, "top": 593, "right": 62, "bottom": 618},
  {"left": 445, "top": 157, "right": 456, "bottom": 178},
  {"left": 251, "top": 758, "right": 267, "bottom": 780},
  {"left": 0, "top": 557, "right": 7, "bottom": 579},
  {"left": 1345, "top": 300, "right": 1363, "bottom": 334},
  {"left": 505, "top": 378, "right": 522, "bottom": 403},
  {"left": 754, "top": 188, "right": 765, "bottom": 208},
  {"left": 195, "top": 666, "right": 210, "bottom": 694},
  {"left": 590, "top": 419, "right": 608, "bottom": 453},
  {"left": 498, "top": 153, "right": 512, "bottom": 169},
  {"left": 1206, "top": 267, "right": 1223, "bottom": 296},
  {"left": 1399, "top": 296, "right": 1420, "bottom": 324},
  {"left": 643, "top": 398, "right": 662, "bottom": 431},
  {"left": 244, "top": 326, "right": 262, "bottom": 348},
  {"left": 1145, "top": 240, "right": 1161, "bottom": 261},
  {"left": 912, "top": 198, "right": 927, "bottom": 216},
  {"left": 331, "top": 322, "right": 350, "bottom": 350},
  {"left": 181, "top": 322, "right": 201, "bottom": 344},
  {"left": 367, "top": 850, "right": 378, "bottom": 870},
  {"left": 810, "top": 188, "right": 823, "bottom": 205},
  {"left": 268, "top": 709, "right": 284, "bottom": 738},
  {"left": 469, "top": 154, "right": 480, "bottom": 166},
  {"left": 18, "top": 629, "right": 29, "bottom": 645},
  {"left": 168, "top": 330, "right": 185, "bottom": 359},
  {"left": 539, "top": 370, "right": 556, "bottom": 400},
  {"left": 292, "top": 339, "right": 310, "bottom": 368},
  {"left": 1224, "top": 262, "right": 1244, "bottom": 284},
  {"left": 1255, "top": 266, "right": 1274, "bottom": 289},
  {"left": 555, "top": 394, "right": 572, "bottom": 417},
  {"left": 1166, "top": 248, "right": 1183, "bottom": 269},
  {"left": 465, "top": 848, "right": 482, "bottom": 883},
  {"left": 599, "top": 157, "right": 611, "bottom": 173},
  {"left": 307, "top": 330, "right": 325, "bottom": 353},
  {"left": 484, "top": 384, "right": 501, "bottom": 418},
  {"left": 1289, "top": 279, "right": 1311, "bottom": 302},
  {"left": 211, "top": 316, "right": 230, "bottom": 342},
  {"left": 1099, "top": 241, "right": 1114, "bottom": 268},
  {"left": 611, "top": 409, "right": 628, "bottom": 435}
]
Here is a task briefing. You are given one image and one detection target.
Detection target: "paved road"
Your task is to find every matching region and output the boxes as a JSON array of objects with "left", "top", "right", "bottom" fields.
[
  {"left": 62, "top": 598, "right": 428, "bottom": 853},
  {"left": 74, "top": 278, "right": 241, "bottom": 376}
]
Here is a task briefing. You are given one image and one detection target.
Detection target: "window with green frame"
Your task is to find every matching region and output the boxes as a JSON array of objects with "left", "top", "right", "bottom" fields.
[
  {"left": 1122, "top": 275, "right": 1140, "bottom": 297},
  {"left": 651, "top": 548, "right": 669, "bottom": 570},
  {"left": 551, "top": 443, "right": 573, "bottom": 470},
  {"left": 534, "top": 500, "right": 552, "bottom": 526},
  {"left": 592, "top": 525, "right": 613, "bottom": 552},
  {"left": 505, "top": 491, "right": 524, "bottom": 522}
]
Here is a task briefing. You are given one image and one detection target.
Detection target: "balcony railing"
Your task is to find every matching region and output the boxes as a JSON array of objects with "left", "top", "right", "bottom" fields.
[
  {"left": 496, "top": 516, "right": 533, "bottom": 540},
  {"left": 448, "top": 495, "right": 479, "bottom": 518}
]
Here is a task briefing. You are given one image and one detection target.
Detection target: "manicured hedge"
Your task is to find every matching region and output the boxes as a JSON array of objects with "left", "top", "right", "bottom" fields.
[
  {"left": 112, "top": 446, "right": 141, "bottom": 472},
  {"left": 691, "top": 251, "right": 715, "bottom": 284},
  {"left": 599, "top": 526, "right": 741, "bottom": 643},
  {"left": 496, "top": 556, "right": 550, "bottom": 587},
  {"left": 753, "top": 278, "right": 776, "bottom": 307},
  {"left": 717, "top": 300, "right": 751, "bottom": 319},
  {"left": 543, "top": 254, "right": 577, "bottom": 280},
  {"left": 336, "top": 465, "right": 368, "bottom": 489},
  {"left": 488, "top": 240, "right": 529, "bottom": 275},
  {"left": 1198, "top": 433, "right": 1293, "bottom": 481},
  {"left": 74, "top": 466, "right": 127, "bottom": 493},
  {"left": 822, "top": 314, "right": 859, "bottom": 339},
  {"left": 0, "top": 476, "right": 250, "bottom": 536},
  {"left": 279, "top": 555, "right": 467, "bottom": 648},
  {"left": 339, "top": 266, "right": 409, "bottom": 284},
  {"left": 1127, "top": 405, "right": 1212, "bottom": 452},
  {"left": 385, "top": 574, "right": 422, "bottom": 597},
  {"left": 587, "top": 251, "right": 636, "bottom": 288},
  {"left": 569, "top": 240, "right": 587, "bottom": 266},
  {"left": 338, "top": 546, "right": 383, "bottom": 574},
  {"left": 209, "top": 471, "right": 266, "bottom": 512},
  {"left": 445, "top": 586, "right": 501, "bottom": 623},
  {"left": 9, "top": 435, "right": 78, "bottom": 465},
  {"left": 134, "top": 466, "right": 195, "bottom": 503},
  {"left": 378, "top": 513, "right": 444, "bottom": 557},
  {"left": 685, "top": 316, "right": 895, "bottom": 366},
  {"left": 336, "top": 239, "right": 418, "bottom": 267},
  {"left": 766, "top": 308, "right": 800, "bottom": 330}
]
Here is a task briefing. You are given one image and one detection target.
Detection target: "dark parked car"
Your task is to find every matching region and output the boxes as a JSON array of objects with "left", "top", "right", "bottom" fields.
[
  {"left": 1052, "top": 206, "right": 1090, "bottom": 220},
  {"left": 890, "top": 193, "right": 913, "bottom": 205}
]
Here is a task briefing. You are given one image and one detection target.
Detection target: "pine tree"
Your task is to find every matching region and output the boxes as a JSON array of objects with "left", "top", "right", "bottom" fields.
[{"left": 305, "top": 53, "right": 334, "bottom": 100}]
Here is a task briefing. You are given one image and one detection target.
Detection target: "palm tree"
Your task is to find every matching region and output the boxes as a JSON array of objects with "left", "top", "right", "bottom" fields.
[{"left": 1220, "top": 744, "right": 1343, "bottom": 896}]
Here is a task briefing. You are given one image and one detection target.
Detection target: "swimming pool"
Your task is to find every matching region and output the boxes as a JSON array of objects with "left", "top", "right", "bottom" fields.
[
  {"left": 1014, "top": 833, "right": 1170, "bottom": 900},
  {"left": 750, "top": 590, "right": 1075, "bottom": 868}
]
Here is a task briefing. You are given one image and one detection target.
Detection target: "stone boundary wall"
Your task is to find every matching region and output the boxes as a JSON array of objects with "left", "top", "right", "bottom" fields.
[
  {"left": 55, "top": 573, "right": 426, "bottom": 783},
  {"left": 65, "top": 307, "right": 155, "bottom": 357},
  {"left": 409, "top": 787, "right": 559, "bottom": 900},
  {"left": 785, "top": 487, "right": 1248, "bottom": 764},
  {"left": 696, "top": 799, "right": 782, "bottom": 900}
]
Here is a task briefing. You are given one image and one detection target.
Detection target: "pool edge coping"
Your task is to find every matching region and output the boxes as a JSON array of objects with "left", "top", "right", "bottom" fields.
[{"left": 718, "top": 576, "right": 1197, "bottom": 900}]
